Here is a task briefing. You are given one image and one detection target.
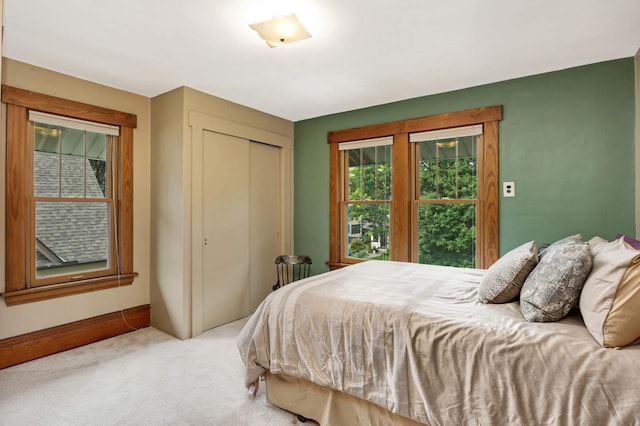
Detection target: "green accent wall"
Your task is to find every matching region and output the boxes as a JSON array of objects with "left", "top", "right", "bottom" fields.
[{"left": 294, "top": 58, "right": 636, "bottom": 273}]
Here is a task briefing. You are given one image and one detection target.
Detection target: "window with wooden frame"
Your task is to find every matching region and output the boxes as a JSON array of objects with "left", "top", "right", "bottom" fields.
[
  {"left": 328, "top": 105, "right": 502, "bottom": 270},
  {"left": 410, "top": 125, "right": 482, "bottom": 268},
  {"left": 339, "top": 137, "right": 393, "bottom": 261},
  {"left": 2, "top": 85, "right": 137, "bottom": 305}
]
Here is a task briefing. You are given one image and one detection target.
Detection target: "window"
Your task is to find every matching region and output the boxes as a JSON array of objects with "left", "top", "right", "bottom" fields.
[
  {"left": 340, "top": 137, "right": 392, "bottom": 261},
  {"left": 328, "top": 106, "right": 502, "bottom": 270},
  {"left": 2, "top": 85, "right": 137, "bottom": 305},
  {"left": 411, "top": 125, "right": 481, "bottom": 268}
]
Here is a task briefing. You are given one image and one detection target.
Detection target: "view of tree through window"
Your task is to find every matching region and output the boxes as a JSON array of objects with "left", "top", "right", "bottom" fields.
[
  {"left": 89, "top": 159, "right": 107, "bottom": 196},
  {"left": 415, "top": 135, "right": 477, "bottom": 267},
  {"left": 329, "top": 106, "right": 500, "bottom": 270},
  {"left": 344, "top": 143, "right": 391, "bottom": 260}
]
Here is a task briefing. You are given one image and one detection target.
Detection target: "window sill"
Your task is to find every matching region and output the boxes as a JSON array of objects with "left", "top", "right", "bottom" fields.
[
  {"left": 1, "top": 273, "right": 138, "bottom": 306},
  {"left": 326, "top": 261, "right": 364, "bottom": 271}
]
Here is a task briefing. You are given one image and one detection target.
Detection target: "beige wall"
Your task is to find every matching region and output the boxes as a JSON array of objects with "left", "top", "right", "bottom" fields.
[
  {"left": 150, "top": 87, "right": 190, "bottom": 338},
  {"left": 0, "top": 59, "right": 292, "bottom": 341},
  {"left": 0, "top": 59, "right": 151, "bottom": 339},
  {"left": 183, "top": 86, "right": 293, "bottom": 138},
  {"left": 150, "top": 86, "right": 293, "bottom": 338}
]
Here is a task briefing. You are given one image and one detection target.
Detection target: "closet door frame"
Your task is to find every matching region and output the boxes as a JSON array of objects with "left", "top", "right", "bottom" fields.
[{"left": 189, "top": 111, "right": 293, "bottom": 337}]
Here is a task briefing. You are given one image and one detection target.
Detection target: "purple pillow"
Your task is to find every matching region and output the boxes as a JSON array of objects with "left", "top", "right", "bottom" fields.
[{"left": 616, "top": 233, "right": 640, "bottom": 250}]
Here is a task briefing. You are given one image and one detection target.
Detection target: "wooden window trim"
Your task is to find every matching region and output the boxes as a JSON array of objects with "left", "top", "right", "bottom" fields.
[
  {"left": 2, "top": 85, "right": 137, "bottom": 305},
  {"left": 328, "top": 105, "right": 502, "bottom": 270}
]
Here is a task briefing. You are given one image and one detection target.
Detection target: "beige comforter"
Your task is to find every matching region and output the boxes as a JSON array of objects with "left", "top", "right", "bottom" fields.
[{"left": 237, "top": 260, "right": 640, "bottom": 425}]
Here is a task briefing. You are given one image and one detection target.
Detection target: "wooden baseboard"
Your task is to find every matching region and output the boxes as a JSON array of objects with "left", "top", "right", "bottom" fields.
[{"left": 0, "top": 304, "right": 150, "bottom": 369}]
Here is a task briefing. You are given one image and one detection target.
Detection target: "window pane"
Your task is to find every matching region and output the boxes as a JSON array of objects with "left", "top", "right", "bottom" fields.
[
  {"left": 417, "top": 203, "right": 475, "bottom": 268},
  {"left": 418, "top": 136, "right": 477, "bottom": 200},
  {"left": 34, "top": 123, "right": 109, "bottom": 199},
  {"left": 35, "top": 201, "right": 110, "bottom": 278},
  {"left": 345, "top": 203, "right": 390, "bottom": 260},
  {"left": 33, "top": 124, "right": 61, "bottom": 197},
  {"left": 87, "top": 132, "right": 108, "bottom": 197},
  {"left": 61, "top": 127, "right": 87, "bottom": 198},
  {"left": 347, "top": 145, "right": 392, "bottom": 201}
]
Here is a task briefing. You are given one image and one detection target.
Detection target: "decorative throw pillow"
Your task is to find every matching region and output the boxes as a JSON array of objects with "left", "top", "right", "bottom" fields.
[
  {"left": 537, "top": 233, "right": 582, "bottom": 259},
  {"left": 478, "top": 241, "right": 537, "bottom": 304},
  {"left": 580, "top": 237, "right": 640, "bottom": 348},
  {"left": 520, "top": 240, "right": 592, "bottom": 322}
]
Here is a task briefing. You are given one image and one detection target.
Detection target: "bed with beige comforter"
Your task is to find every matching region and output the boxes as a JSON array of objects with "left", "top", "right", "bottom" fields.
[{"left": 237, "top": 260, "right": 640, "bottom": 425}]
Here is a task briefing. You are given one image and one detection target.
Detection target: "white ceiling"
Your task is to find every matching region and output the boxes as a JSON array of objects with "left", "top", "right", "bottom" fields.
[{"left": 3, "top": 0, "right": 640, "bottom": 122}]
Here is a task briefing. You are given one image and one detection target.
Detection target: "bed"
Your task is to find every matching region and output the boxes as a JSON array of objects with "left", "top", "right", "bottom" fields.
[{"left": 237, "top": 239, "right": 640, "bottom": 425}]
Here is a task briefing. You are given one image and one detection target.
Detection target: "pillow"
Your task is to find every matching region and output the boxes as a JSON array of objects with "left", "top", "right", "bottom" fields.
[
  {"left": 615, "top": 233, "right": 640, "bottom": 250},
  {"left": 520, "top": 239, "right": 592, "bottom": 322},
  {"left": 478, "top": 241, "right": 537, "bottom": 304},
  {"left": 580, "top": 237, "right": 640, "bottom": 348},
  {"left": 537, "top": 233, "right": 582, "bottom": 258}
]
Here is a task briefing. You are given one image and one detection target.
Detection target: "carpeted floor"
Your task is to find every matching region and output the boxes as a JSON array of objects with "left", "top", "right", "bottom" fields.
[{"left": 0, "top": 317, "right": 315, "bottom": 426}]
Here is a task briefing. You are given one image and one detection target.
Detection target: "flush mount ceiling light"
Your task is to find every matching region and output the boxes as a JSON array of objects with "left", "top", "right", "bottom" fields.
[{"left": 249, "top": 13, "right": 311, "bottom": 48}]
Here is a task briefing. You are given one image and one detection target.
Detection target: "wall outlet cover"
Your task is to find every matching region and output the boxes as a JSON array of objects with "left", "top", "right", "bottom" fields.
[{"left": 503, "top": 181, "right": 515, "bottom": 197}]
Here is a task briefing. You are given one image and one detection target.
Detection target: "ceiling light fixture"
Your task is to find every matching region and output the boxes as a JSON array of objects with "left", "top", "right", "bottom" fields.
[{"left": 249, "top": 14, "right": 311, "bottom": 48}]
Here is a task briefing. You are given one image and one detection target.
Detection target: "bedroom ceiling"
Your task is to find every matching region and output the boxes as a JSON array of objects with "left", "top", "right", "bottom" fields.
[{"left": 3, "top": 0, "right": 640, "bottom": 122}]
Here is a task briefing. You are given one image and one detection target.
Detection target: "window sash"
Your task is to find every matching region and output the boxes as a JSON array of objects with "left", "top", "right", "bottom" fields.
[
  {"left": 29, "top": 199, "right": 117, "bottom": 287},
  {"left": 343, "top": 144, "right": 392, "bottom": 202},
  {"left": 414, "top": 136, "right": 478, "bottom": 201},
  {"left": 32, "top": 124, "right": 114, "bottom": 200},
  {"left": 413, "top": 202, "right": 477, "bottom": 268},
  {"left": 340, "top": 200, "right": 391, "bottom": 261}
]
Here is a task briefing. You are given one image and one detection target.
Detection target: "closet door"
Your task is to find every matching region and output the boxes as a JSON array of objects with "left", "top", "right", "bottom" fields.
[
  {"left": 202, "top": 132, "right": 251, "bottom": 330},
  {"left": 249, "top": 142, "right": 281, "bottom": 311},
  {"left": 201, "top": 133, "right": 281, "bottom": 330}
]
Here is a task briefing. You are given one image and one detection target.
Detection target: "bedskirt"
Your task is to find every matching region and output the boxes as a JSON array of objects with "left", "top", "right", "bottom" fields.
[{"left": 265, "top": 371, "right": 424, "bottom": 426}]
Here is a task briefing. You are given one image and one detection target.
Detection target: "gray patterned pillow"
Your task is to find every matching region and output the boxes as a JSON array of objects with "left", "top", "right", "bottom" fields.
[
  {"left": 538, "top": 233, "right": 583, "bottom": 258},
  {"left": 520, "top": 241, "right": 592, "bottom": 322},
  {"left": 479, "top": 241, "right": 537, "bottom": 304}
]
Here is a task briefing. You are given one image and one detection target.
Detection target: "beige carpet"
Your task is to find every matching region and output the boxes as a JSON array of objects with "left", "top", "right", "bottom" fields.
[{"left": 0, "top": 317, "right": 315, "bottom": 426}]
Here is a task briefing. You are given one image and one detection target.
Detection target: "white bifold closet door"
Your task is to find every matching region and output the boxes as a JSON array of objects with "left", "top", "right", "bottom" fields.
[{"left": 202, "top": 131, "right": 281, "bottom": 331}]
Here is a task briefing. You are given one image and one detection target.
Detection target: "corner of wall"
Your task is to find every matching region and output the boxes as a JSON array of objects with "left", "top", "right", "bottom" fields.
[
  {"left": 149, "top": 88, "right": 189, "bottom": 339},
  {"left": 635, "top": 48, "right": 640, "bottom": 237}
]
